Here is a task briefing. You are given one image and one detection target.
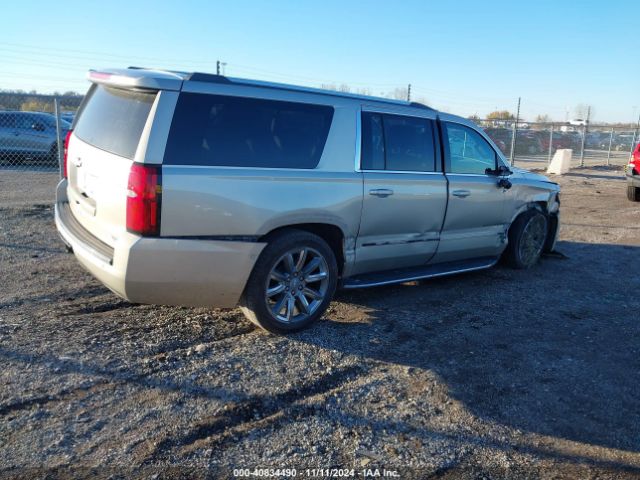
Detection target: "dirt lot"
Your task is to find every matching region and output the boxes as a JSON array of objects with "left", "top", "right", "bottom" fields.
[{"left": 1, "top": 167, "right": 639, "bottom": 479}]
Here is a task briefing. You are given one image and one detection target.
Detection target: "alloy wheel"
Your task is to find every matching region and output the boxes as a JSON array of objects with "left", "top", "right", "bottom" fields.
[{"left": 264, "top": 247, "right": 330, "bottom": 324}]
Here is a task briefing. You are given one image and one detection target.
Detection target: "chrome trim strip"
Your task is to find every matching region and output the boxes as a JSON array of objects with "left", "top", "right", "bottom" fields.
[
  {"left": 354, "top": 105, "right": 362, "bottom": 172},
  {"left": 360, "top": 170, "right": 444, "bottom": 175},
  {"left": 342, "top": 259, "right": 498, "bottom": 289}
]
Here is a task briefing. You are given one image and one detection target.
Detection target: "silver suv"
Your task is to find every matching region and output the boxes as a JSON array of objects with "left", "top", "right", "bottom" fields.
[
  {"left": 55, "top": 68, "right": 560, "bottom": 333},
  {"left": 0, "top": 111, "right": 70, "bottom": 165}
]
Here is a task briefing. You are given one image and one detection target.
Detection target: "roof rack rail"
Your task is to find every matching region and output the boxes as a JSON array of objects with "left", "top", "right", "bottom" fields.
[
  {"left": 183, "top": 70, "right": 434, "bottom": 109},
  {"left": 120, "top": 67, "right": 435, "bottom": 110}
]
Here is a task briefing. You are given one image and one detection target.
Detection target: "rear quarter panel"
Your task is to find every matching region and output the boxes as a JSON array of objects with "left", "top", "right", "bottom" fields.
[{"left": 160, "top": 99, "right": 362, "bottom": 267}]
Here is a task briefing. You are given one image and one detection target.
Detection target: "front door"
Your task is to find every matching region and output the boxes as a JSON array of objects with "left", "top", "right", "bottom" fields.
[
  {"left": 433, "top": 121, "right": 507, "bottom": 263},
  {"left": 353, "top": 110, "right": 448, "bottom": 275}
]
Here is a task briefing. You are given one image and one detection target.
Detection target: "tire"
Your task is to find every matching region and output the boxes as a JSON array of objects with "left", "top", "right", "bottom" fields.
[
  {"left": 240, "top": 229, "right": 338, "bottom": 333},
  {"left": 503, "top": 209, "right": 548, "bottom": 269},
  {"left": 627, "top": 185, "right": 640, "bottom": 202}
]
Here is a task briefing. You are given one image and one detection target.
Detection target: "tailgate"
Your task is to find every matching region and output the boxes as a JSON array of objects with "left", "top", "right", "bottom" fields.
[{"left": 66, "top": 85, "right": 158, "bottom": 247}]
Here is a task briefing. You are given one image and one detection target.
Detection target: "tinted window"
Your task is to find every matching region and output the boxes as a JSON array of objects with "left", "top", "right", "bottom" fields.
[
  {"left": 164, "top": 93, "right": 334, "bottom": 168},
  {"left": 74, "top": 85, "right": 156, "bottom": 159},
  {"left": 361, "top": 112, "right": 385, "bottom": 170},
  {"left": 445, "top": 123, "right": 496, "bottom": 174},
  {"left": 34, "top": 113, "right": 70, "bottom": 129},
  {"left": 360, "top": 112, "right": 436, "bottom": 172},
  {"left": 0, "top": 113, "right": 16, "bottom": 128},
  {"left": 15, "top": 114, "right": 34, "bottom": 130},
  {"left": 384, "top": 115, "right": 435, "bottom": 172}
]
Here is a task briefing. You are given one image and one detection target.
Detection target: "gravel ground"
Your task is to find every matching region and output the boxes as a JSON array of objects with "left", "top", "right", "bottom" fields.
[{"left": 1, "top": 166, "right": 639, "bottom": 479}]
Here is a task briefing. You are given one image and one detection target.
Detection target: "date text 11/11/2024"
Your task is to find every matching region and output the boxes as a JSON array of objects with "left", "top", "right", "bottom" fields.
[{"left": 232, "top": 468, "right": 401, "bottom": 477}]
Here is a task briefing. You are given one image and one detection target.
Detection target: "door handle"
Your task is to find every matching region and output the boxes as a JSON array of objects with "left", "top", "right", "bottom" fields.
[
  {"left": 369, "top": 188, "right": 394, "bottom": 198},
  {"left": 452, "top": 189, "right": 471, "bottom": 198}
]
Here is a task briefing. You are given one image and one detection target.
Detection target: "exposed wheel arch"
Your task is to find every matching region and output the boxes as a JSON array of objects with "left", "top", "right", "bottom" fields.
[{"left": 259, "top": 223, "right": 345, "bottom": 275}]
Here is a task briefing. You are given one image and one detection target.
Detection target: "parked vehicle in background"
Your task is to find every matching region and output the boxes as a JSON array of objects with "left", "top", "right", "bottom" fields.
[
  {"left": 627, "top": 143, "right": 640, "bottom": 201},
  {"left": 614, "top": 134, "right": 636, "bottom": 151},
  {"left": 553, "top": 132, "right": 578, "bottom": 150},
  {"left": 55, "top": 67, "right": 561, "bottom": 333},
  {"left": 60, "top": 111, "right": 76, "bottom": 124},
  {"left": 585, "top": 132, "right": 606, "bottom": 149},
  {"left": 483, "top": 127, "right": 511, "bottom": 154},
  {"left": 515, "top": 131, "right": 543, "bottom": 155},
  {"left": 0, "top": 111, "right": 70, "bottom": 166}
]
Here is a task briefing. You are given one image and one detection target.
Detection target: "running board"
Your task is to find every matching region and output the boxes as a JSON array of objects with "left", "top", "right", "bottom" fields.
[{"left": 341, "top": 257, "right": 499, "bottom": 289}]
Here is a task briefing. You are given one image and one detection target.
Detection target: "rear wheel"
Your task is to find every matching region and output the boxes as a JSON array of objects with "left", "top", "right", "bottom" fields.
[
  {"left": 240, "top": 230, "right": 338, "bottom": 333},
  {"left": 627, "top": 185, "right": 640, "bottom": 202},
  {"left": 503, "top": 209, "right": 548, "bottom": 269}
]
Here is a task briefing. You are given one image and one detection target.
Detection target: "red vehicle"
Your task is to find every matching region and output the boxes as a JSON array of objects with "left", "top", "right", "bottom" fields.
[{"left": 627, "top": 143, "right": 640, "bottom": 201}]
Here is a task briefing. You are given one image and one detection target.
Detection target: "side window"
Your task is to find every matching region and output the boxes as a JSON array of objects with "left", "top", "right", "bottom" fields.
[
  {"left": 360, "top": 112, "right": 436, "bottom": 172},
  {"left": 15, "top": 115, "right": 34, "bottom": 130},
  {"left": 164, "top": 93, "right": 334, "bottom": 168},
  {"left": 361, "top": 112, "right": 385, "bottom": 170},
  {"left": 445, "top": 123, "right": 497, "bottom": 174}
]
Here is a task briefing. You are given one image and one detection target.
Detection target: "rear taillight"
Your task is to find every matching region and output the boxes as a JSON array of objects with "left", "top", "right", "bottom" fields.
[
  {"left": 126, "top": 163, "right": 161, "bottom": 236},
  {"left": 63, "top": 130, "right": 72, "bottom": 179}
]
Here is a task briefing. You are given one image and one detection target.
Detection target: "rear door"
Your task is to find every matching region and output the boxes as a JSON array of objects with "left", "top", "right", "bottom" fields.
[
  {"left": 434, "top": 121, "right": 507, "bottom": 263},
  {"left": 11, "top": 114, "right": 35, "bottom": 152},
  {"left": 0, "top": 113, "right": 18, "bottom": 153},
  {"left": 66, "top": 84, "right": 159, "bottom": 246},
  {"left": 353, "top": 109, "right": 447, "bottom": 275},
  {"left": 25, "top": 114, "right": 52, "bottom": 153}
]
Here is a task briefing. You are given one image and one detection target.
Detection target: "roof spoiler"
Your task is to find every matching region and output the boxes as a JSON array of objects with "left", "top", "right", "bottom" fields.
[{"left": 87, "top": 68, "right": 185, "bottom": 91}]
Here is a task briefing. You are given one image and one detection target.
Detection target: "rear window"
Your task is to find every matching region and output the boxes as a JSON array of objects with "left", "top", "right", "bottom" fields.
[
  {"left": 163, "top": 93, "right": 334, "bottom": 168},
  {"left": 74, "top": 85, "right": 156, "bottom": 159}
]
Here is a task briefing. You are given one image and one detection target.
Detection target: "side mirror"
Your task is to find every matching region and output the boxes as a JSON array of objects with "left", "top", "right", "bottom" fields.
[
  {"left": 497, "top": 165, "right": 512, "bottom": 176},
  {"left": 485, "top": 165, "right": 512, "bottom": 176},
  {"left": 498, "top": 178, "right": 512, "bottom": 190}
]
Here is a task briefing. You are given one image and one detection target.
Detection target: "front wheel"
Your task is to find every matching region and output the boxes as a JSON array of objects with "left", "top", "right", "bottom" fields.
[
  {"left": 503, "top": 209, "right": 548, "bottom": 269},
  {"left": 240, "top": 230, "right": 338, "bottom": 333}
]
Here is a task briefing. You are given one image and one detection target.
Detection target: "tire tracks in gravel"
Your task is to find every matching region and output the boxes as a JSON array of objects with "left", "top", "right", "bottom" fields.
[
  {"left": 0, "top": 379, "right": 112, "bottom": 417},
  {"left": 144, "top": 364, "right": 368, "bottom": 462}
]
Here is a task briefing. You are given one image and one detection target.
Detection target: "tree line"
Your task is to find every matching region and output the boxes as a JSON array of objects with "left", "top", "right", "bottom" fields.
[{"left": 0, "top": 89, "right": 83, "bottom": 113}]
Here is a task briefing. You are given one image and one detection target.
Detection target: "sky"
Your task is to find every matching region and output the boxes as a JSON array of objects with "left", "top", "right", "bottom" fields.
[{"left": 1, "top": 0, "right": 639, "bottom": 123}]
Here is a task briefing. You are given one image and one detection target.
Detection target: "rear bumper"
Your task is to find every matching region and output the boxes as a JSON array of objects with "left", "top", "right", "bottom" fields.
[
  {"left": 627, "top": 173, "right": 640, "bottom": 188},
  {"left": 55, "top": 183, "right": 266, "bottom": 308}
]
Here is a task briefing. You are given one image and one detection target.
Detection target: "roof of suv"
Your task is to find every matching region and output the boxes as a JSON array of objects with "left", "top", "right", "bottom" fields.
[{"left": 88, "top": 67, "right": 434, "bottom": 111}]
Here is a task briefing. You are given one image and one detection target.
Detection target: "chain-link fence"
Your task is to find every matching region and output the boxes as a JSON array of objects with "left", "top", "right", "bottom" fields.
[
  {"left": 478, "top": 119, "right": 639, "bottom": 171},
  {"left": 0, "top": 93, "right": 80, "bottom": 173}
]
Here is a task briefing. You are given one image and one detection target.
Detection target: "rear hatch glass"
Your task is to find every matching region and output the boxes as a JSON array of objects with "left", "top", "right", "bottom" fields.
[
  {"left": 67, "top": 84, "right": 157, "bottom": 246},
  {"left": 74, "top": 85, "right": 156, "bottom": 159}
]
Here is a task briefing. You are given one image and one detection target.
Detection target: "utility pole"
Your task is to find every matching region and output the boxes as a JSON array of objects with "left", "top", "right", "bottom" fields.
[
  {"left": 216, "top": 60, "right": 220, "bottom": 75},
  {"left": 509, "top": 97, "right": 521, "bottom": 164},
  {"left": 579, "top": 105, "right": 590, "bottom": 167},
  {"left": 407, "top": 84, "right": 411, "bottom": 102}
]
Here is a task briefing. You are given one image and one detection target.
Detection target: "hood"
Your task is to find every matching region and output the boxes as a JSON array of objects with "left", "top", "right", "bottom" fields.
[{"left": 510, "top": 165, "right": 555, "bottom": 184}]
